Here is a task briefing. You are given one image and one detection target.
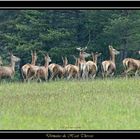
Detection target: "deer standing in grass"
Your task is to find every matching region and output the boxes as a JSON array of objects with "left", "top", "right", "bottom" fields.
[
  {"left": 27, "top": 61, "right": 41, "bottom": 81},
  {"left": 122, "top": 51, "right": 140, "bottom": 77},
  {"left": 48, "top": 57, "right": 66, "bottom": 80},
  {"left": 21, "top": 51, "right": 37, "bottom": 82},
  {"left": 101, "top": 45, "right": 120, "bottom": 78},
  {"left": 36, "top": 53, "right": 51, "bottom": 82},
  {"left": 0, "top": 53, "right": 20, "bottom": 80},
  {"left": 65, "top": 56, "right": 80, "bottom": 80},
  {"left": 76, "top": 47, "right": 91, "bottom": 79},
  {"left": 86, "top": 52, "right": 101, "bottom": 79}
]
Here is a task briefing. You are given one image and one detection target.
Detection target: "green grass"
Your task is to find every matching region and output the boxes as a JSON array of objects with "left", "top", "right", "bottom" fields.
[{"left": 0, "top": 78, "right": 140, "bottom": 130}]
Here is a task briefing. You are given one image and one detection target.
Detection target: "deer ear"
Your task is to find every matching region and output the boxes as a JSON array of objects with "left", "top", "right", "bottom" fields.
[
  {"left": 98, "top": 53, "right": 102, "bottom": 56},
  {"left": 61, "top": 56, "right": 64, "bottom": 61},
  {"left": 91, "top": 52, "right": 94, "bottom": 56},
  {"left": 65, "top": 56, "right": 67, "bottom": 60},
  {"left": 76, "top": 47, "right": 82, "bottom": 51},
  {"left": 73, "top": 55, "right": 77, "bottom": 60},
  {"left": 34, "top": 50, "right": 37, "bottom": 55},
  {"left": 109, "top": 45, "right": 113, "bottom": 49},
  {"left": 8, "top": 51, "right": 12, "bottom": 56}
]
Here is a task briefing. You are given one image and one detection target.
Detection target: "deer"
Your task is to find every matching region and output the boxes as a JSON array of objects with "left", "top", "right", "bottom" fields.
[
  {"left": 48, "top": 57, "right": 66, "bottom": 80},
  {"left": 65, "top": 56, "right": 80, "bottom": 80},
  {"left": 0, "top": 53, "right": 20, "bottom": 80},
  {"left": 122, "top": 57, "right": 140, "bottom": 77},
  {"left": 36, "top": 53, "right": 51, "bottom": 82},
  {"left": 27, "top": 62, "right": 41, "bottom": 81},
  {"left": 101, "top": 45, "right": 120, "bottom": 78},
  {"left": 21, "top": 51, "right": 37, "bottom": 82},
  {"left": 86, "top": 52, "right": 101, "bottom": 79},
  {"left": 76, "top": 47, "right": 91, "bottom": 79}
]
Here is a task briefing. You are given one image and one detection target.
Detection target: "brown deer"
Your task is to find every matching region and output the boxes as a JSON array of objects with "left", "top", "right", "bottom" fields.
[
  {"left": 101, "top": 45, "right": 120, "bottom": 78},
  {"left": 76, "top": 47, "right": 91, "bottom": 79},
  {"left": 48, "top": 58, "right": 66, "bottom": 80},
  {"left": 21, "top": 51, "right": 37, "bottom": 82},
  {"left": 36, "top": 53, "right": 51, "bottom": 82},
  {"left": 122, "top": 58, "right": 140, "bottom": 77},
  {"left": 0, "top": 53, "right": 20, "bottom": 79},
  {"left": 86, "top": 52, "right": 101, "bottom": 79},
  {"left": 27, "top": 63, "right": 41, "bottom": 81},
  {"left": 65, "top": 56, "right": 80, "bottom": 80}
]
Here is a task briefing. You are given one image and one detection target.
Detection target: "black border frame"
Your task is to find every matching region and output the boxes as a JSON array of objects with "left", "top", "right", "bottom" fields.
[{"left": 0, "top": 0, "right": 140, "bottom": 139}]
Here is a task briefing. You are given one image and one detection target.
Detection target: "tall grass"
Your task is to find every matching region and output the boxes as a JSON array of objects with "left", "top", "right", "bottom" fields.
[{"left": 0, "top": 78, "right": 140, "bottom": 130}]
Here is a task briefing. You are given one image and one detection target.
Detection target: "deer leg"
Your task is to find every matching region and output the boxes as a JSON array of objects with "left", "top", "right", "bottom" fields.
[
  {"left": 22, "top": 73, "right": 26, "bottom": 82},
  {"left": 24, "top": 78, "right": 27, "bottom": 82},
  {"left": 77, "top": 72, "right": 80, "bottom": 80},
  {"left": 67, "top": 73, "right": 72, "bottom": 80},
  {"left": 60, "top": 73, "right": 64, "bottom": 80},
  {"left": 86, "top": 72, "right": 89, "bottom": 80},
  {"left": 135, "top": 70, "right": 139, "bottom": 77},
  {"left": 39, "top": 78, "right": 42, "bottom": 83},
  {"left": 92, "top": 73, "right": 96, "bottom": 79},
  {"left": 102, "top": 72, "right": 105, "bottom": 79},
  {"left": 82, "top": 72, "right": 85, "bottom": 80},
  {"left": 82, "top": 70, "right": 87, "bottom": 80},
  {"left": 125, "top": 68, "right": 133, "bottom": 77},
  {"left": 50, "top": 73, "right": 55, "bottom": 80},
  {"left": 106, "top": 71, "right": 110, "bottom": 78},
  {"left": 45, "top": 74, "right": 48, "bottom": 82},
  {"left": 37, "top": 77, "right": 41, "bottom": 83},
  {"left": 102, "top": 71, "right": 107, "bottom": 79},
  {"left": 27, "top": 74, "right": 35, "bottom": 82},
  {"left": 110, "top": 72, "right": 114, "bottom": 78},
  {"left": 36, "top": 74, "right": 41, "bottom": 82}
]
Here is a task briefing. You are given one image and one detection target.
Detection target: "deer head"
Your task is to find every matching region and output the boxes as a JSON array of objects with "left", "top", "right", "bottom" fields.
[
  {"left": 92, "top": 52, "right": 102, "bottom": 57},
  {"left": 45, "top": 53, "right": 51, "bottom": 63},
  {"left": 11, "top": 53, "right": 21, "bottom": 63},
  {"left": 109, "top": 45, "right": 120, "bottom": 55},
  {"left": 0, "top": 56, "right": 3, "bottom": 65},
  {"left": 91, "top": 52, "right": 102, "bottom": 63},
  {"left": 82, "top": 51, "right": 91, "bottom": 58},
  {"left": 76, "top": 47, "right": 90, "bottom": 61}
]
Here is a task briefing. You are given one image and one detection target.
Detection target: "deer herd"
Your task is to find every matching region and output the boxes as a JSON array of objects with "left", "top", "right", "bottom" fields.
[{"left": 0, "top": 45, "right": 140, "bottom": 82}]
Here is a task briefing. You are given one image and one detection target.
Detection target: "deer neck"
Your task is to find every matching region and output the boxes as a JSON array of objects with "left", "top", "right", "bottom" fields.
[
  {"left": 93, "top": 55, "right": 97, "bottom": 64},
  {"left": 10, "top": 60, "right": 16, "bottom": 72},
  {"left": 75, "top": 59, "right": 78, "bottom": 66},
  {"left": 110, "top": 50, "right": 115, "bottom": 63},
  {"left": 76, "top": 59, "right": 80, "bottom": 68},
  {"left": 79, "top": 51, "right": 85, "bottom": 62},
  {"left": 31, "top": 56, "right": 36, "bottom": 65},
  {"left": 45, "top": 60, "right": 49, "bottom": 68}
]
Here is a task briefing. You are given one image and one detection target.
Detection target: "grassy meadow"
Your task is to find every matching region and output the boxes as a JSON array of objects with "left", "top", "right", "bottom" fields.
[{"left": 0, "top": 78, "right": 140, "bottom": 130}]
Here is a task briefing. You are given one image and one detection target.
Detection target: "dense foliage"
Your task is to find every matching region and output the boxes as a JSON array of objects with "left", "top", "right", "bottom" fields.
[{"left": 0, "top": 10, "right": 140, "bottom": 79}]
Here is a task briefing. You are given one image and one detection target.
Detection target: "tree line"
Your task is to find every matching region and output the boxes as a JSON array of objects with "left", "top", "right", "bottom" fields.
[{"left": 0, "top": 10, "right": 140, "bottom": 80}]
